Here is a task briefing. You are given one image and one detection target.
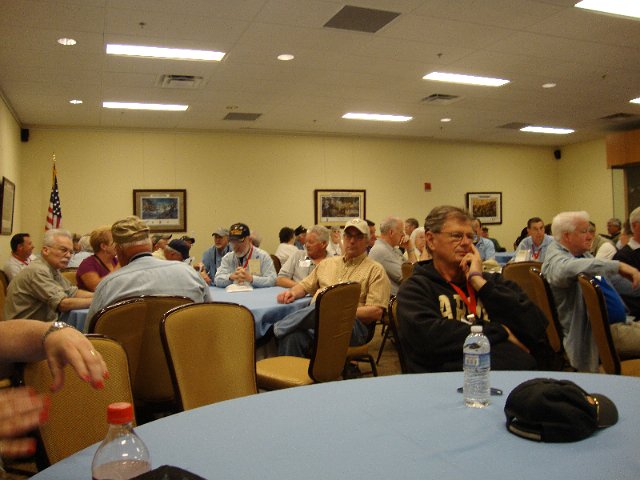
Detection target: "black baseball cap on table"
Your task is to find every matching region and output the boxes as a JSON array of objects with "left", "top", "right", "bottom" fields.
[{"left": 504, "top": 378, "right": 618, "bottom": 442}]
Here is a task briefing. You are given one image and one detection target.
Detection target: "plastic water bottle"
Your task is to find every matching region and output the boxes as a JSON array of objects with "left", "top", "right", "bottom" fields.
[
  {"left": 463, "top": 324, "right": 490, "bottom": 408},
  {"left": 92, "top": 402, "right": 151, "bottom": 480}
]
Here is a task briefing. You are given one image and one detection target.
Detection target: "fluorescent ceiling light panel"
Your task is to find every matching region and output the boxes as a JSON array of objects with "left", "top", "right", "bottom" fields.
[
  {"left": 106, "top": 44, "right": 225, "bottom": 61},
  {"left": 342, "top": 113, "right": 412, "bottom": 122},
  {"left": 423, "top": 71, "right": 509, "bottom": 87},
  {"left": 103, "top": 102, "right": 188, "bottom": 111},
  {"left": 631, "top": 97, "right": 640, "bottom": 104},
  {"left": 575, "top": 1, "right": 640, "bottom": 20},
  {"left": 520, "top": 126, "right": 574, "bottom": 135}
]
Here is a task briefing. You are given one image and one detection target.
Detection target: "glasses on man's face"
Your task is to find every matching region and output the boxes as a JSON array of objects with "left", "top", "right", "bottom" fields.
[
  {"left": 436, "top": 231, "right": 475, "bottom": 244},
  {"left": 52, "top": 245, "right": 73, "bottom": 255}
]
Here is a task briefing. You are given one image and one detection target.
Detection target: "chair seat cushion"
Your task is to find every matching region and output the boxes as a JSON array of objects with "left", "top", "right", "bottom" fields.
[
  {"left": 621, "top": 359, "right": 640, "bottom": 376},
  {"left": 256, "top": 356, "right": 313, "bottom": 390}
]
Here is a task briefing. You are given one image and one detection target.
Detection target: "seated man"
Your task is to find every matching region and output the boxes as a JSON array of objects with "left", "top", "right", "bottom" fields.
[
  {"left": 293, "top": 225, "right": 307, "bottom": 250},
  {"left": 605, "top": 217, "right": 622, "bottom": 243},
  {"left": 542, "top": 211, "right": 640, "bottom": 372},
  {"left": 274, "top": 227, "right": 298, "bottom": 265},
  {"left": 3, "top": 233, "right": 36, "bottom": 281},
  {"left": 200, "top": 227, "right": 231, "bottom": 284},
  {"left": 86, "top": 216, "right": 211, "bottom": 324},
  {"left": 589, "top": 221, "right": 616, "bottom": 259},
  {"left": 514, "top": 216, "right": 554, "bottom": 262},
  {"left": 398, "top": 206, "right": 552, "bottom": 373},
  {"left": 163, "top": 239, "right": 191, "bottom": 262},
  {"left": 214, "top": 223, "right": 276, "bottom": 288},
  {"left": 6, "top": 229, "right": 93, "bottom": 321},
  {"left": 470, "top": 218, "right": 495, "bottom": 261},
  {"left": 368, "top": 216, "right": 407, "bottom": 296},
  {"left": 274, "top": 218, "right": 390, "bottom": 357},
  {"left": 276, "top": 225, "right": 329, "bottom": 288}
]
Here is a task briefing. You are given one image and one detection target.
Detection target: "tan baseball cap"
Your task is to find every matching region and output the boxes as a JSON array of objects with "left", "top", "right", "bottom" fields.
[{"left": 111, "top": 216, "right": 150, "bottom": 243}]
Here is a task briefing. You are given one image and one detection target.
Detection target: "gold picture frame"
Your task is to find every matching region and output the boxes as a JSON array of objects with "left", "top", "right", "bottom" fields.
[
  {"left": 133, "top": 189, "right": 187, "bottom": 232},
  {"left": 314, "top": 189, "right": 366, "bottom": 227}
]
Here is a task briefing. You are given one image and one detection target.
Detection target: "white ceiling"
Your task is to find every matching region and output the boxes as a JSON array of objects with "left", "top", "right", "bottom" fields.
[{"left": 1, "top": 0, "right": 639, "bottom": 147}]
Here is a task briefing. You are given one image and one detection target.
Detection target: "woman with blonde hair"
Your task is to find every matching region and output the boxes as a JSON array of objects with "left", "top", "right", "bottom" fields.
[{"left": 76, "top": 226, "right": 119, "bottom": 291}]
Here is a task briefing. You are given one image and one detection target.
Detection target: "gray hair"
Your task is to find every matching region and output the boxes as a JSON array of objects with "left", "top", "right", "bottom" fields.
[
  {"left": 43, "top": 229, "right": 72, "bottom": 247},
  {"left": 424, "top": 206, "right": 471, "bottom": 234},
  {"left": 78, "top": 234, "right": 93, "bottom": 253},
  {"left": 380, "top": 216, "right": 403, "bottom": 235},
  {"left": 629, "top": 208, "right": 640, "bottom": 226},
  {"left": 607, "top": 217, "right": 622, "bottom": 228},
  {"left": 410, "top": 226, "right": 425, "bottom": 243},
  {"left": 551, "top": 211, "right": 590, "bottom": 241},
  {"left": 307, "top": 225, "right": 330, "bottom": 243}
]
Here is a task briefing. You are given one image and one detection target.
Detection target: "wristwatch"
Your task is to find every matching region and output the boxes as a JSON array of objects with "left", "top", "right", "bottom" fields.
[{"left": 41, "top": 321, "right": 73, "bottom": 345}]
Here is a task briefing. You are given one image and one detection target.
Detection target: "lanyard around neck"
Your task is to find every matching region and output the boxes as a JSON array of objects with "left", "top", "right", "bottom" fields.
[
  {"left": 238, "top": 246, "right": 254, "bottom": 269},
  {"left": 448, "top": 280, "right": 477, "bottom": 317}
]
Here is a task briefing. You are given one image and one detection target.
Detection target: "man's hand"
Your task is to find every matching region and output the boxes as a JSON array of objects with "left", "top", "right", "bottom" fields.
[
  {"left": 277, "top": 290, "right": 296, "bottom": 304},
  {"left": 0, "top": 387, "right": 48, "bottom": 458},
  {"left": 618, "top": 262, "right": 640, "bottom": 289},
  {"left": 43, "top": 327, "right": 108, "bottom": 392},
  {"left": 460, "top": 244, "right": 486, "bottom": 290}
]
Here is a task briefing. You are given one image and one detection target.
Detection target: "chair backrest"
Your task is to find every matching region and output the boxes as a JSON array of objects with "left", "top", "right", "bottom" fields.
[
  {"left": 501, "top": 261, "right": 542, "bottom": 301},
  {"left": 132, "top": 296, "right": 194, "bottom": 402},
  {"left": 577, "top": 273, "right": 621, "bottom": 374},
  {"left": 61, "top": 267, "right": 78, "bottom": 286},
  {"left": 270, "top": 254, "right": 282, "bottom": 273},
  {"left": 161, "top": 302, "right": 258, "bottom": 411},
  {"left": 401, "top": 262, "right": 414, "bottom": 283},
  {"left": 89, "top": 298, "right": 148, "bottom": 384},
  {"left": 529, "top": 268, "right": 564, "bottom": 353},
  {"left": 23, "top": 335, "right": 134, "bottom": 467},
  {"left": 388, "top": 295, "right": 409, "bottom": 373},
  {"left": 308, "top": 281, "right": 360, "bottom": 382}
]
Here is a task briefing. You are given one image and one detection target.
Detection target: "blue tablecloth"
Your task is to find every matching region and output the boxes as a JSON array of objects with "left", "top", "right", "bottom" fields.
[
  {"left": 61, "top": 286, "right": 310, "bottom": 339},
  {"left": 31, "top": 371, "right": 640, "bottom": 479},
  {"left": 495, "top": 251, "right": 515, "bottom": 265}
]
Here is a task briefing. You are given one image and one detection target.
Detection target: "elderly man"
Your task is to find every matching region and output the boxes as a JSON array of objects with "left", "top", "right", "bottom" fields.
[
  {"left": 404, "top": 217, "right": 419, "bottom": 237},
  {"left": 613, "top": 207, "right": 640, "bottom": 269},
  {"left": 199, "top": 227, "right": 231, "bottom": 285},
  {"left": 542, "top": 211, "right": 640, "bottom": 372},
  {"left": 605, "top": 217, "right": 622, "bottom": 243},
  {"left": 163, "top": 239, "right": 191, "bottom": 262},
  {"left": 274, "top": 218, "right": 390, "bottom": 357},
  {"left": 398, "top": 206, "right": 552, "bottom": 373},
  {"left": 366, "top": 219, "right": 377, "bottom": 252},
  {"left": 276, "top": 225, "right": 330, "bottom": 288},
  {"left": 214, "top": 223, "right": 276, "bottom": 288},
  {"left": 5, "top": 230, "right": 93, "bottom": 321},
  {"left": 86, "top": 216, "right": 211, "bottom": 324},
  {"left": 514, "top": 216, "right": 554, "bottom": 262},
  {"left": 3, "top": 233, "right": 36, "bottom": 281},
  {"left": 470, "top": 218, "right": 495, "bottom": 261},
  {"left": 369, "top": 216, "right": 410, "bottom": 295}
]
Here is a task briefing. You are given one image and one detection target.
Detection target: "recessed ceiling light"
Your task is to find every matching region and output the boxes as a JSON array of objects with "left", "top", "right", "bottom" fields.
[
  {"left": 440, "top": 118, "right": 452, "bottom": 122},
  {"left": 342, "top": 113, "right": 412, "bottom": 122},
  {"left": 103, "top": 102, "right": 189, "bottom": 111},
  {"left": 106, "top": 44, "right": 225, "bottom": 61},
  {"left": 630, "top": 97, "right": 640, "bottom": 104},
  {"left": 69, "top": 99, "right": 83, "bottom": 105},
  {"left": 520, "top": 126, "right": 574, "bottom": 135},
  {"left": 57, "top": 38, "right": 77, "bottom": 46},
  {"left": 575, "top": 1, "right": 640, "bottom": 20},
  {"left": 542, "top": 83, "right": 557, "bottom": 89},
  {"left": 277, "top": 54, "right": 295, "bottom": 61},
  {"left": 423, "top": 71, "right": 509, "bottom": 87}
]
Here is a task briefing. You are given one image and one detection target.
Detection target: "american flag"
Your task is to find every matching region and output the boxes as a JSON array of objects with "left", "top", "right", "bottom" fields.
[{"left": 46, "top": 164, "right": 62, "bottom": 230}]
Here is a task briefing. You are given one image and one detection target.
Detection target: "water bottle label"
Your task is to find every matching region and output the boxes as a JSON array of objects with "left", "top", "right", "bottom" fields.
[{"left": 464, "top": 352, "right": 490, "bottom": 368}]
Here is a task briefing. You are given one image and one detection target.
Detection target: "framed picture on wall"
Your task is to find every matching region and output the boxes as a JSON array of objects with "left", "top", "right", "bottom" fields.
[
  {"left": 314, "top": 189, "right": 366, "bottom": 227},
  {"left": 133, "top": 189, "right": 187, "bottom": 232},
  {"left": 466, "top": 192, "right": 502, "bottom": 225},
  {"left": 0, "top": 177, "right": 15, "bottom": 235}
]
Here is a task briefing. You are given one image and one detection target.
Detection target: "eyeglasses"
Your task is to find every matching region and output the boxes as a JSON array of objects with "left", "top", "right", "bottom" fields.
[
  {"left": 51, "top": 245, "right": 73, "bottom": 255},
  {"left": 343, "top": 232, "right": 365, "bottom": 241},
  {"left": 436, "top": 231, "right": 475, "bottom": 243}
]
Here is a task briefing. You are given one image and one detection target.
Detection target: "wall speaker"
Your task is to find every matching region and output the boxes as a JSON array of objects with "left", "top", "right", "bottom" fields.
[
  {"left": 20, "top": 128, "right": 29, "bottom": 142},
  {"left": 553, "top": 149, "right": 561, "bottom": 160}
]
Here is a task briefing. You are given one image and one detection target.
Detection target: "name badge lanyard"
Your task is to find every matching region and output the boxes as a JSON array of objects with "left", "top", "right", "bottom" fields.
[
  {"left": 448, "top": 281, "right": 477, "bottom": 317},
  {"left": 530, "top": 244, "right": 542, "bottom": 260},
  {"left": 238, "top": 246, "right": 254, "bottom": 269}
]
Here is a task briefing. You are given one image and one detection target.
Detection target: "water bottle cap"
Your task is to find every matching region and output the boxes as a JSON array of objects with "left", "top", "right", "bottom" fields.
[
  {"left": 107, "top": 402, "right": 134, "bottom": 424},
  {"left": 470, "top": 325, "right": 482, "bottom": 333}
]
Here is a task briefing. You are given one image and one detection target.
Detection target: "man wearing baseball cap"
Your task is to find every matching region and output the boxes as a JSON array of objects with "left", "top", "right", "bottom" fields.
[
  {"left": 214, "top": 223, "right": 276, "bottom": 288},
  {"left": 199, "top": 227, "right": 231, "bottom": 284},
  {"left": 85, "top": 216, "right": 211, "bottom": 326},
  {"left": 274, "top": 217, "right": 390, "bottom": 357}
]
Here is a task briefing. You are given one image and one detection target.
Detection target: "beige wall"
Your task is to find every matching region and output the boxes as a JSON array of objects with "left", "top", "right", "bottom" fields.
[
  {"left": 0, "top": 91, "right": 617, "bottom": 263},
  {"left": 0, "top": 96, "right": 23, "bottom": 257}
]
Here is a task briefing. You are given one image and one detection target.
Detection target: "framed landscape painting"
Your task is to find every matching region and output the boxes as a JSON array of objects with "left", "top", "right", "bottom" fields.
[
  {"left": 133, "top": 189, "right": 186, "bottom": 232},
  {"left": 466, "top": 192, "right": 502, "bottom": 225},
  {"left": 0, "top": 177, "right": 15, "bottom": 235},
  {"left": 314, "top": 189, "right": 366, "bottom": 227}
]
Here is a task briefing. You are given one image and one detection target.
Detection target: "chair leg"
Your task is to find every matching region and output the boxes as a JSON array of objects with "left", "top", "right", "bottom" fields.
[{"left": 375, "top": 327, "right": 392, "bottom": 365}]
